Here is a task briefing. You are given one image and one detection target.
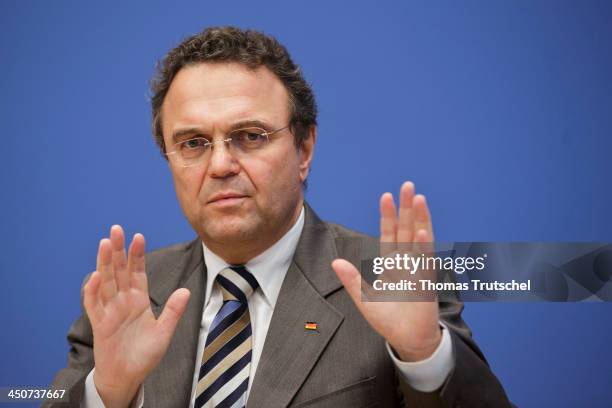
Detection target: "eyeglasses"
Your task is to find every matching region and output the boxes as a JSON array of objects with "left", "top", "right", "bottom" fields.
[{"left": 165, "top": 124, "right": 290, "bottom": 167}]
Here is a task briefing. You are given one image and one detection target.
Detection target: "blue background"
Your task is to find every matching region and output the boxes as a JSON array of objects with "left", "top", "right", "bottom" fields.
[{"left": 1, "top": 1, "right": 611, "bottom": 406}]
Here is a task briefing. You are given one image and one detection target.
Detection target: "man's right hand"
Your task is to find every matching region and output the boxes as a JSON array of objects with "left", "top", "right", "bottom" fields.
[{"left": 83, "top": 225, "right": 191, "bottom": 408}]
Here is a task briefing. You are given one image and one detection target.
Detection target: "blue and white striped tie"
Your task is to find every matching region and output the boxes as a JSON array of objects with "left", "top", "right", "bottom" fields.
[{"left": 195, "top": 265, "right": 259, "bottom": 408}]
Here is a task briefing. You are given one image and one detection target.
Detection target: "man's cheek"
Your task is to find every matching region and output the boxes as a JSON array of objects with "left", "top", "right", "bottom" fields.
[
  {"left": 177, "top": 170, "right": 205, "bottom": 200},
  {"left": 245, "top": 166, "right": 271, "bottom": 196}
]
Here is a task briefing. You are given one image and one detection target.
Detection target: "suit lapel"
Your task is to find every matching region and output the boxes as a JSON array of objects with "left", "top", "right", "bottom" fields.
[
  {"left": 247, "top": 204, "right": 346, "bottom": 408},
  {"left": 144, "top": 240, "right": 207, "bottom": 408}
]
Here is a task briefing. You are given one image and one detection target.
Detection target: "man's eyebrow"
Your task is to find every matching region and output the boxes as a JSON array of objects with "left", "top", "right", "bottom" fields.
[
  {"left": 171, "top": 120, "right": 272, "bottom": 142},
  {"left": 172, "top": 127, "right": 205, "bottom": 141},
  {"left": 229, "top": 119, "right": 271, "bottom": 131}
]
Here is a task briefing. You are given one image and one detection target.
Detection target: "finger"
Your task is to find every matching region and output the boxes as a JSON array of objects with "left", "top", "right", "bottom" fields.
[
  {"left": 380, "top": 192, "right": 397, "bottom": 243},
  {"left": 127, "top": 233, "right": 149, "bottom": 293},
  {"left": 110, "top": 225, "right": 129, "bottom": 292},
  {"left": 83, "top": 271, "right": 104, "bottom": 324},
  {"left": 397, "top": 181, "right": 415, "bottom": 243},
  {"left": 157, "top": 288, "right": 191, "bottom": 340},
  {"left": 331, "top": 259, "right": 374, "bottom": 309},
  {"left": 415, "top": 228, "right": 434, "bottom": 264},
  {"left": 413, "top": 194, "right": 434, "bottom": 242},
  {"left": 96, "top": 238, "right": 117, "bottom": 303},
  {"left": 415, "top": 228, "right": 437, "bottom": 289},
  {"left": 415, "top": 228, "right": 432, "bottom": 243},
  {"left": 414, "top": 227, "right": 433, "bottom": 259}
]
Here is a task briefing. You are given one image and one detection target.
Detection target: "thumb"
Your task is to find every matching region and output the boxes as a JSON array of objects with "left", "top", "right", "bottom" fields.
[
  {"left": 332, "top": 259, "right": 368, "bottom": 306},
  {"left": 157, "top": 288, "right": 191, "bottom": 339}
]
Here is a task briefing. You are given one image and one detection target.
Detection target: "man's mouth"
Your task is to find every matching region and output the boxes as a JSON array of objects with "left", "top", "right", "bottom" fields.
[{"left": 207, "top": 192, "right": 249, "bottom": 205}]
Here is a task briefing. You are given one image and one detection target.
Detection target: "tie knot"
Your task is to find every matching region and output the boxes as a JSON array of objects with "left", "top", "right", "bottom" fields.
[{"left": 217, "top": 265, "right": 259, "bottom": 303}]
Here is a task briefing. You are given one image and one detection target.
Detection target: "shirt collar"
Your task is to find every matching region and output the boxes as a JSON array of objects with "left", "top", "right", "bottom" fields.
[{"left": 202, "top": 205, "right": 305, "bottom": 307}]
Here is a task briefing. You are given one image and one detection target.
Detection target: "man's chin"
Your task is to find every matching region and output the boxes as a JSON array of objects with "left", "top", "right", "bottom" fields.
[{"left": 199, "top": 217, "right": 258, "bottom": 244}]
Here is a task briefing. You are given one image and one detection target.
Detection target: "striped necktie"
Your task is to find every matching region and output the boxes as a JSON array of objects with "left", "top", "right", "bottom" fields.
[{"left": 195, "top": 265, "right": 259, "bottom": 408}]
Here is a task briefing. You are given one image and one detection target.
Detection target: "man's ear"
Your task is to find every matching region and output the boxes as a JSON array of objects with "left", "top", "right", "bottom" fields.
[{"left": 298, "top": 125, "right": 317, "bottom": 183}]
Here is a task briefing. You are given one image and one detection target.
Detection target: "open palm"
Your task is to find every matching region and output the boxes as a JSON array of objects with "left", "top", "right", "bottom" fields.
[
  {"left": 83, "top": 226, "right": 190, "bottom": 406},
  {"left": 332, "top": 182, "right": 441, "bottom": 362}
]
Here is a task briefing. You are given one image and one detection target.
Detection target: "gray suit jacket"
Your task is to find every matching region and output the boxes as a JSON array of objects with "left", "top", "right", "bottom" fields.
[{"left": 45, "top": 203, "right": 511, "bottom": 407}]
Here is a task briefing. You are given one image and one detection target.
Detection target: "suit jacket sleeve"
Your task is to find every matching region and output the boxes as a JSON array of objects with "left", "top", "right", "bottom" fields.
[
  {"left": 328, "top": 220, "right": 512, "bottom": 408},
  {"left": 42, "top": 273, "right": 95, "bottom": 408},
  {"left": 397, "top": 296, "right": 513, "bottom": 408}
]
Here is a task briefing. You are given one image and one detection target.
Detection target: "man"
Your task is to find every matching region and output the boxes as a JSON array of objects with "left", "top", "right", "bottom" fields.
[{"left": 46, "top": 26, "right": 511, "bottom": 407}]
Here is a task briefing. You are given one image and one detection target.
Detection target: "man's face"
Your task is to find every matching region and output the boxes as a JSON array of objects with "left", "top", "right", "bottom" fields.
[{"left": 160, "top": 62, "right": 314, "bottom": 261}]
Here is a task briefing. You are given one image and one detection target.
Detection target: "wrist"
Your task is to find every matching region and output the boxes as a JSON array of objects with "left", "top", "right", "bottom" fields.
[
  {"left": 392, "top": 326, "right": 443, "bottom": 362},
  {"left": 93, "top": 370, "right": 141, "bottom": 408}
]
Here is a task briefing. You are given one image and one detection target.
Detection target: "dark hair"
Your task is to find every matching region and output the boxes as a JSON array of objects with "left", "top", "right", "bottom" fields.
[{"left": 150, "top": 26, "right": 318, "bottom": 153}]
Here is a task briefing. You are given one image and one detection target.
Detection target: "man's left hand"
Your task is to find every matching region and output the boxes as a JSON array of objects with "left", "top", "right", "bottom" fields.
[{"left": 332, "top": 181, "right": 441, "bottom": 362}]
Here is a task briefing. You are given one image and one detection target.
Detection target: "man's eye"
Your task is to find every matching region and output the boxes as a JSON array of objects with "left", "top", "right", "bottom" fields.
[
  {"left": 245, "top": 132, "right": 261, "bottom": 141},
  {"left": 181, "top": 138, "right": 207, "bottom": 150},
  {"left": 234, "top": 130, "right": 264, "bottom": 142},
  {"left": 232, "top": 129, "right": 268, "bottom": 150}
]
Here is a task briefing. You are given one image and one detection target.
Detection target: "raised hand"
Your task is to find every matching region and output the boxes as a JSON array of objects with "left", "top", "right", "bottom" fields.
[
  {"left": 331, "top": 181, "right": 441, "bottom": 362},
  {"left": 83, "top": 225, "right": 191, "bottom": 407}
]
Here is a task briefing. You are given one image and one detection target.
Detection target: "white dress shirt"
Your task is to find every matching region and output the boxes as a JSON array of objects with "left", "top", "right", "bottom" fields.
[{"left": 82, "top": 205, "right": 454, "bottom": 407}]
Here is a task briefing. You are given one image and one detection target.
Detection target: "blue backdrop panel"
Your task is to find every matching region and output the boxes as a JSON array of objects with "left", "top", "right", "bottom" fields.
[{"left": 1, "top": 1, "right": 611, "bottom": 407}]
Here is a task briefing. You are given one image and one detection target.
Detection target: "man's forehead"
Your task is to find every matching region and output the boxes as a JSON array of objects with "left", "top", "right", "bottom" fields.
[
  {"left": 165, "top": 62, "right": 288, "bottom": 108},
  {"left": 161, "top": 62, "right": 290, "bottom": 132}
]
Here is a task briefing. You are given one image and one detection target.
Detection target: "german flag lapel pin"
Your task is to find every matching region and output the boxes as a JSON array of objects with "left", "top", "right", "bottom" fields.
[{"left": 305, "top": 321, "right": 319, "bottom": 332}]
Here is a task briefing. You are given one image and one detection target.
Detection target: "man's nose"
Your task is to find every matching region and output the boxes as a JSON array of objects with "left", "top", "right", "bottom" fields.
[{"left": 207, "top": 140, "right": 241, "bottom": 178}]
